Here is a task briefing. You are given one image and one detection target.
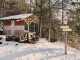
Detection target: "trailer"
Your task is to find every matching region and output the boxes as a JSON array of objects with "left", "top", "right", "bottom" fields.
[{"left": 0, "top": 13, "right": 39, "bottom": 43}]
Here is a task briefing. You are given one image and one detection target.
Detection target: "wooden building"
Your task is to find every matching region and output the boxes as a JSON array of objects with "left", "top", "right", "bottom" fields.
[{"left": 0, "top": 13, "right": 38, "bottom": 42}]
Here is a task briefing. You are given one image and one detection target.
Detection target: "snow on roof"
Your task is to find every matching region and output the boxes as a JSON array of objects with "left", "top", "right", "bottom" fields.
[{"left": 0, "top": 13, "right": 33, "bottom": 20}]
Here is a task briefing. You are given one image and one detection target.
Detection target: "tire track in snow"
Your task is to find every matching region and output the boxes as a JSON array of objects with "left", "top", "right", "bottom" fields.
[{"left": 0, "top": 48, "right": 63, "bottom": 60}]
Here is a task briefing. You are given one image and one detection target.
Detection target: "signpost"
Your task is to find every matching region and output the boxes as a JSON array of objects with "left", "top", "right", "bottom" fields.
[
  {"left": 62, "top": 28, "right": 72, "bottom": 31},
  {"left": 60, "top": 25, "right": 72, "bottom": 55},
  {"left": 60, "top": 26, "right": 69, "bottom": 29}
]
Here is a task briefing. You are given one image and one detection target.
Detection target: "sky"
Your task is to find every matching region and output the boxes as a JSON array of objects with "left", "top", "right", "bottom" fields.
[{"left": 25, "top": 0, "right": 35, "bottom": 4}]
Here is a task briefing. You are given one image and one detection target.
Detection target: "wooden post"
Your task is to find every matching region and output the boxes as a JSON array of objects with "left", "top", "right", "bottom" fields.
[
  {"left": 25, "top": 19, "right": 30, "bottom": 42},
  {"left": 60, "top": 25, "right": 72, "bottom": 55},
  {"left": 65, "top": 31, "right": 67, "bottom": 55},
  {"left": 34, "top": 22, "right": 35, "bottom": 32},
  {"left": 27, "top": 19, "right": 30, "bottom": 42},
  {"left": 65, "top": 20, "right": 68, "bottom": 55},
  {"left": 64, "top": 20, "right": 68, "bottom": 55},
  {"left": 37, "top": 22, "right": 39, "bottom": 35}
]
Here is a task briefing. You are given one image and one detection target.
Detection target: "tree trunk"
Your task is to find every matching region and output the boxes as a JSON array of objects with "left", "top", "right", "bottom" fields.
[
  {"left": 39, "top": 0, "right": 43, "bottom": 38},
  {"left": 48, "top": 0, "right": 51, "bottom": 42}
]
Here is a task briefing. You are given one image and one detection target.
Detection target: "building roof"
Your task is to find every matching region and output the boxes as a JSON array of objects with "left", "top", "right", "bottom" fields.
[{"left": 0, "top": 13, "right": 33, "bottom": 21}]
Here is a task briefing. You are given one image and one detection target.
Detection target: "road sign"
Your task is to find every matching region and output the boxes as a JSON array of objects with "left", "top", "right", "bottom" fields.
[
  {"left": 60, "top": 26, "right": 69, "bottom": 29},
  {"left": 62, "top": 28, "right": 72, "bottom": 31},
  {"left": 60, "top": 25, "right": 72, "bottom": 55}
]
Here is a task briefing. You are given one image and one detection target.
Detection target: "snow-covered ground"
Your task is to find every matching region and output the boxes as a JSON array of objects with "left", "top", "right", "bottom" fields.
[{"left": 0, "top": 35, "right": 80, "bottom": 60}]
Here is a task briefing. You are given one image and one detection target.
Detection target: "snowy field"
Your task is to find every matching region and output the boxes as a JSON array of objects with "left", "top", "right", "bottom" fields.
[{"left": 0, "top": 35, "right": 80, "bottom": 60}]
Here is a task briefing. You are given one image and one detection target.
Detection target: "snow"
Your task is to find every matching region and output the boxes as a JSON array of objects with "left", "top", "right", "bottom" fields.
[
  {"left": 0, "top": 35, "right": 80, "bottom": 60},
  {"left": 0, "top": 13, "right": 33, "bottom": 20}
]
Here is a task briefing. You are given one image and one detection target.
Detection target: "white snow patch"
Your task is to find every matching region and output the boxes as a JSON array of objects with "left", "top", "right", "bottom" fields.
[{"left": 0, "top": 36, "right": 80, "bottom": 60}]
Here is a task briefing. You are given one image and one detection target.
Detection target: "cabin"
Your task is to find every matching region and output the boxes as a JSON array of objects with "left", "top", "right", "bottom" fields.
[{"left": 0, "top": 13, "right": 39, "bottom": 43}]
